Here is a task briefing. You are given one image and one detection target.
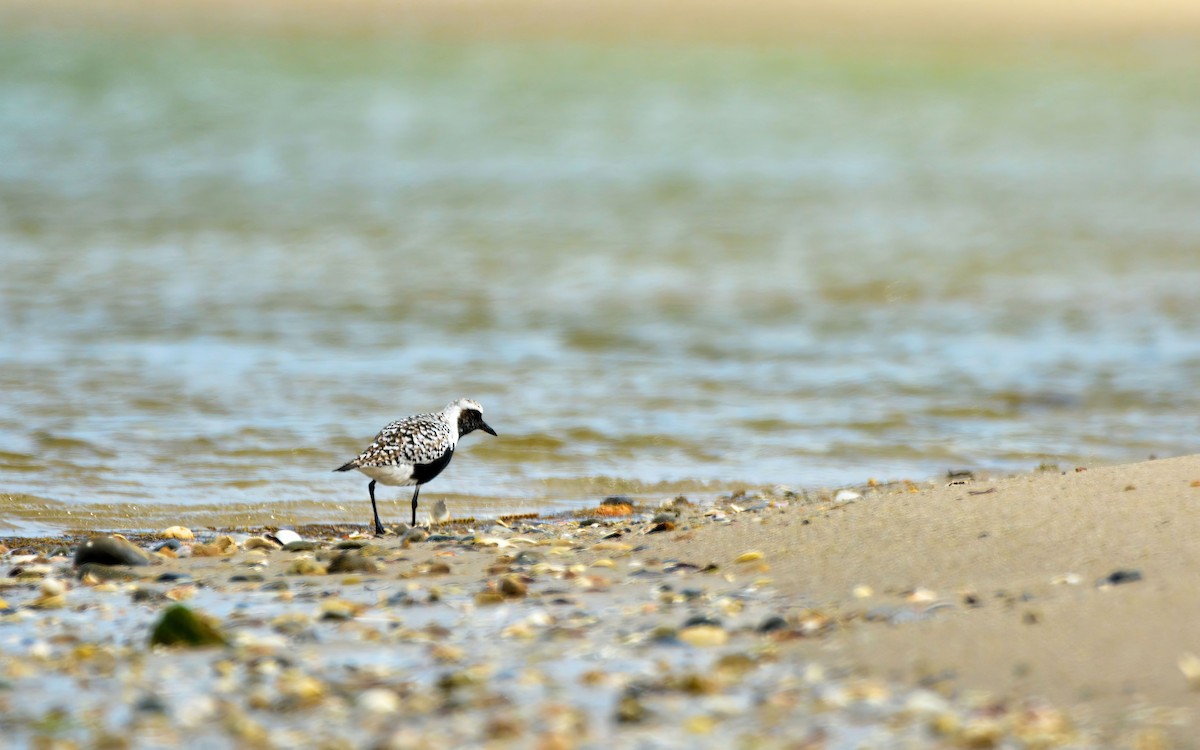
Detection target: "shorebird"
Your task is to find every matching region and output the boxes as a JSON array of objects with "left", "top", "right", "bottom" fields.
[{"left": 334, "top": 398, "right": 496, "bottom": 534}]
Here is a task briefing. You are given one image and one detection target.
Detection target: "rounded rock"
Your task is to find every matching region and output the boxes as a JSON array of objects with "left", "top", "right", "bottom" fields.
[{"left": 74, "top": 536, "right": 152, "bottom": 567}]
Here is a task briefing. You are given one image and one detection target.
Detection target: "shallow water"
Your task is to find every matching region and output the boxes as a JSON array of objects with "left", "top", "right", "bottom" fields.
[{"left": 2, "top": 26, "right": 1199, "bottom": 530}]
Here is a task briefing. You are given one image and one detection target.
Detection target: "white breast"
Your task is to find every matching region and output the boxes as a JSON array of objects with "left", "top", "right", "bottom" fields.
[{"left": 358, "top": 463, "right": 416, "bottom": 486}]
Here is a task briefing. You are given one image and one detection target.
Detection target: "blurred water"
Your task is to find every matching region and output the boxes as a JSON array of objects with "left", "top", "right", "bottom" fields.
[{"left": 1, "top": 28, "right": 1199, "bottom": 528}]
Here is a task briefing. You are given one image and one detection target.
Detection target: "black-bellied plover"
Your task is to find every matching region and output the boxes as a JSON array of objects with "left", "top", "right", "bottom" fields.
[{"left": 334, "top": 398, "right": 496, "bottom": 534}]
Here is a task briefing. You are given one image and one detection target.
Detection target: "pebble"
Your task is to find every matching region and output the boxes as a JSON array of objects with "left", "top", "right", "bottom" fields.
[
  {"left": 358, "top": 688, "right": 401, "bottom": 714},
  {"left": 318, "top": 599, "right": 363, "bottom": 620},
  {"left": 74, "top": 536, "right": 152, "bottom": 567},
  {"left": 733, "top": 550, "right": 763, "bottom": 564},
  {"left": 149, "top": 605, "right": 229, "bottom": 648},
  {"left": 287, "top": 558, "right": 327, "bottom": 576},
  {"left": 757, "top": 615, "right": 789, "bottom": 633},
  {"left": 160, "top": 526, "right": 195, "bottom": 541},
  {"left": 191, "top": 536, "right": 238, "bottom": 557},
  {"left": 679, "top": 624, "right": 730, "bottom": 647},
  {"left": 499, "top": 575, "right": 528, "bottom": 599},
  {"left": 77, "top": 563, "right": 142, "bottom": 582},
  {"left": 1100, "top": 569, "right": 1142, "bottom": 586},
  {"left": 327, "top": 552, "right": 381, "bottom": 574},
  {"left": 403, "top": 528, "right": 429, "bottom": 545}
]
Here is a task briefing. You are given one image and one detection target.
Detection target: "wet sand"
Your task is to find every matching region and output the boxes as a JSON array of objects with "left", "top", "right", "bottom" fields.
[{"left": 2, "top": 455, "right": 1199, "bottom": 747}]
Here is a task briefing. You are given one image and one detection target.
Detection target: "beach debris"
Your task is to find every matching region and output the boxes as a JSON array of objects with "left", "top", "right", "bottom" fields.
[
  {"left": 833, "top": 490, "right": 861, "bottom": 504},
  {"left": 159, "top": 526, "right": 194, "bottom": 540},
  {"left": 74, "top": 536, "right": 152, "bottom": 567},
  {"left": 149, "top": 605, "right": 229, "bottom": 648},
  {"left": 1050, "top": 573, "right": 1082, "bottom": 586}
]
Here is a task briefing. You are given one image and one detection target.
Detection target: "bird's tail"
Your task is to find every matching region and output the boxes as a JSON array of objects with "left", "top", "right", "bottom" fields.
[{"left": 333, "top": 461, "right": 358, "bottom": 473}]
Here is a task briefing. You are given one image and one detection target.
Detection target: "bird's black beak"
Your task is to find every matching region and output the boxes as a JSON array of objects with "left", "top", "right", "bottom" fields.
[{"left": 480, "top": 421, "right": 497, "bottom": 436}]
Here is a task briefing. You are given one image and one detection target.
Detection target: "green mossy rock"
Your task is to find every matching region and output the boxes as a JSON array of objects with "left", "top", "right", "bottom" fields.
[{"left": 149, "top": 605, "right": 229, "bottom": 648}]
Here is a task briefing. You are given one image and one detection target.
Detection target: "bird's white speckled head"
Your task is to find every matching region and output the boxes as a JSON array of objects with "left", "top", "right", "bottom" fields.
[
  {"left": 445, "top": 398, "right": 496, "bottom": 439},
  {"left": 445, "top": 398, "right": 484, "bottom": 415}
]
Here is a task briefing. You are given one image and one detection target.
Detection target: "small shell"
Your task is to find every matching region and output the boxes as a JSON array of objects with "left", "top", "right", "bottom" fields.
[
  {"left": 270, "top": 530, "right": 303, "bottom": 547},
  {"left": 734, "top": 550, "right": 764, "bottom": 564}
]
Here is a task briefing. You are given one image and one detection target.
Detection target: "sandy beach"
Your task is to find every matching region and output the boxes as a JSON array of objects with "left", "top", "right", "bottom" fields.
[{"left": 2, "top": 455, "right": 1199, "bottom": 747}]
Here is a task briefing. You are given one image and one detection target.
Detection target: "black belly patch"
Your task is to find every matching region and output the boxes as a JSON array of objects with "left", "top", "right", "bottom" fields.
[{"left": 410, "top": 447, "right": 454, "bottom": 485}]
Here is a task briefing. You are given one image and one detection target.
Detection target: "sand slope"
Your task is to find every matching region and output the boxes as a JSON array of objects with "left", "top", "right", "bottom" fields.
[{"left": 635, "top": 454, "right": 1200, "bottom": 742}]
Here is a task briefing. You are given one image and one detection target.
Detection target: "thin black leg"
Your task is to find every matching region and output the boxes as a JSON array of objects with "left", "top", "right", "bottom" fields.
[
  {"left": 411, "top": 484, "right": 421, "bottom": 527},
  {"left": 368, "top": 480, "right": 385, "bottom": 535}
]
